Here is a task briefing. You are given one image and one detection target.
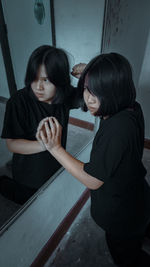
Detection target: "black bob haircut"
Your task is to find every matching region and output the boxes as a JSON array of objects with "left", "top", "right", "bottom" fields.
[
  {"left": 25, "top": 45, "right": 71, "bottom": 103},
  {"left": 78, "top": 52, "right": 136, "bottom": 117}
]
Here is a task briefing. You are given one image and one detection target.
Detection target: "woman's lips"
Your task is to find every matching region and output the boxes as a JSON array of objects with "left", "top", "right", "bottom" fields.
[
  {"left": 87, "top": 106, "right": 95, "bottom": 111},
  {"left": 35, "top": 93, "right": 44, "bottom": 98}
]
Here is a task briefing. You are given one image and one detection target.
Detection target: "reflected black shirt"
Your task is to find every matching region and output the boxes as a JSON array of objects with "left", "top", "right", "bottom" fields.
[
  {"left": 84, "top": 102, "right": 150, "bottom": 237},
  {"left": 1, "top": 86, "right": 80, "bottom": 188}
]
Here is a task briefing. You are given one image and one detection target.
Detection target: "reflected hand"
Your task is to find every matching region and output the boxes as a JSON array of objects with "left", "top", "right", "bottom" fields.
[
  {"left": 38, "top": 117, "right": 62, "bottom": 152},
  {"left": 36, "top": 117, "right": 49, "bottom": 151},
  {"left": 71, "top": 63, "right": 86, "bottom": 79}
]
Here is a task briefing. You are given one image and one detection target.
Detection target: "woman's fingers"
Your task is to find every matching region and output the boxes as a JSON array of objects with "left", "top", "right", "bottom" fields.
[
  {"left": 38, "top": 116, "right": 62, "bottom": 142},
  {"left": 40, "top": 130, "right": 48, "bottom": 144},
  {"left": 44, "top": 122, "right": 52, "bottom": 141},
  {"left": 38, "top": 117, "right": 62, "bottom": 151},
  {"left": 36, "top": 130, "right": 40, "bottom": 141},
  {"left": 48, "top": 117, "right": 56, "bottom": 137},
  {"left": 37, "top": 117, "right": 49, "bottom": 132},
  {"left": 52, "top": 117, "right": 62, "bottom": 136}
]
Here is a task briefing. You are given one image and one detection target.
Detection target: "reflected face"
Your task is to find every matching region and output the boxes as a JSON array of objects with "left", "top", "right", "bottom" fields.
[
  {"left": 31, "top": 64, "right": 56, "bottom": 104},
  {"left": 83, "top": 88, "right": 100, "bottom": 115}
]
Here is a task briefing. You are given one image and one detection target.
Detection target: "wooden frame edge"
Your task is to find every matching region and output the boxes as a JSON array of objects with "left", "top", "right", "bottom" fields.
[{"left": 69, "top": 117, "right": 94, "bottom": 131}]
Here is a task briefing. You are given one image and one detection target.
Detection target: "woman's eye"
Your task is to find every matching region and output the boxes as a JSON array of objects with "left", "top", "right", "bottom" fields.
[{"left": 44, "top": 78, "right": 49, "bottom": 82}]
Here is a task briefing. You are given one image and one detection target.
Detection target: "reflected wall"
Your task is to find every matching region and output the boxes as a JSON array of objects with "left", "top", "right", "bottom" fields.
[
  {"left": 54, "top": 0, "right": 105, "bottom": 123},
  {"left": 2, "top": 0, "right": 52, "bottom": 90}
]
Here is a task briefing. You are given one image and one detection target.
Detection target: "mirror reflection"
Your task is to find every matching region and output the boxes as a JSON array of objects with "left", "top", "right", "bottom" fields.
[
  {"left": 0, "top": 45, "right": 84, "bottom": 205},
  {"left": 0, "top": 0, "right": 104, "bottom": 229}
]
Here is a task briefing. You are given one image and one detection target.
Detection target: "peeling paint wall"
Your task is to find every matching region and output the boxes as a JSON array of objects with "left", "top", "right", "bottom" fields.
[
  {"left": 103, "top": 0, "right": 150, "bottom": 88},
  {"left": 103, "top": 0, "right": 150, "bottom": 139}
]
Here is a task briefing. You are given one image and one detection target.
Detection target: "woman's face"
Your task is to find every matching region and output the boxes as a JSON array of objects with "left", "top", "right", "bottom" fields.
[
  {"left": 83, "top": 87, "right": 100, "bottom": 116},
  {"left": 31, "top": 64, "right": 56, "bottom": 104}
]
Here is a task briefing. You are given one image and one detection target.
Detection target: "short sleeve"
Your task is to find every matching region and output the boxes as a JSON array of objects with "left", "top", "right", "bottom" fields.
[
  {"left": 1, "top": 98, "right": 26, "bottom": 139},
  {"left": 84, "top": 131, "right": 127, "bottom": 182}
]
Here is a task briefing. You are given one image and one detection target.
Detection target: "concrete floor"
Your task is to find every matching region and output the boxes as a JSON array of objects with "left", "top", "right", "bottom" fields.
[
  {"left": 44, "top": 148, "right": 150, "bottom": 267},
  {"left": 45, "top": 199, "right": 116, "bottom": 267}
]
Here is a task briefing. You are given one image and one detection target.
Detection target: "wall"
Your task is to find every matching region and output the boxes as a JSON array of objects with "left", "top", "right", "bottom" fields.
[
  {"left": 54, "top": 0, "right": 105, "bottom": 123},
  {"left": 2, "top": 0, "right": 52, "bottom": 90},
  {"left": 138, "top": 28, "right": 150, "bottom": 139},
  {"left": 103, "top": 0, "right": 150, "bottom": 88},
  {"left": 103, "top": 0, "right": 150, "bottom": 139},
  {"left": 0, "top": 44, "right": 9, "bottom": 98}
]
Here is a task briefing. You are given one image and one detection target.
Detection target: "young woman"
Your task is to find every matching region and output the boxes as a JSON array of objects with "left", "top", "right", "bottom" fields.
[
  {"left": 1, "top": 45, "right": 81, "bottom": 204},
  {"left": 37, "top": 52, "right": 150, "bottom": 266}
]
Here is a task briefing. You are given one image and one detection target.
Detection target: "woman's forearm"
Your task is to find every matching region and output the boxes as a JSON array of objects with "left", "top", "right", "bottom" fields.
[
  {"left": 50, "top": 146, "right": 103, "bottom": 190},
  {"left": 6, "top": 139, "right": 45, "bottom": 154}
]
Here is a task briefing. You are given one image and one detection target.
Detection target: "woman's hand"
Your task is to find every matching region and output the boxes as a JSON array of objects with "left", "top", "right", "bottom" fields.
[
  {"left": 36, "top": 117, "right": 62, "bottom": 153},
  {"left": 71, "top": 63, "right": 86, "bottom": 79},
  {"left": 36, "top": 117, "right": 48, "bottom": 151},
  {"left": 36, "top": 118, "right": 103, "bottom": 190}
]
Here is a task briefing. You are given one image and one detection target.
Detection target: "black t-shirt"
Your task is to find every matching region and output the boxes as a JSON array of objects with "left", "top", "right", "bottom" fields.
[
  {"left": 84, "top": 102, "right": 150, "bottom": 237},
  {"left": 1, "top": 86, "right": 80, "bottom": 188}
]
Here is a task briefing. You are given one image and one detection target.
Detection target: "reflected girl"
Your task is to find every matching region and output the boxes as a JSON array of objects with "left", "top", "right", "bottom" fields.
[
  {"left": 1, "top": 45, "right": 81, "bottom": 204},
  {"left": 37, "top": 53, "right": 150, "bottom": 266}
]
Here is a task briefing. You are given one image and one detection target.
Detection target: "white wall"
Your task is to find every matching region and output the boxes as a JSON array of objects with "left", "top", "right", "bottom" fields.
[
  {"left": 54, "top": 0, "right": 105, "bottom": 123},
  {"left": 2, "top": 0, "right": 52, "bottom": 90},
  {"left": 0, "top": 44, "right": 9, "bottom": 98}
]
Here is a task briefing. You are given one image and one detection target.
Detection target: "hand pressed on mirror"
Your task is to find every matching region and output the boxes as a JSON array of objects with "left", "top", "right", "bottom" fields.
[
  {"left": 35, "top": 117, "right": 50, "bottom": 150},
  {"left": 36, "top": 117, "right": 62, "bottom": 152},
  {"left": 37, "top": 116, "right": 103, "bottom": 190}
]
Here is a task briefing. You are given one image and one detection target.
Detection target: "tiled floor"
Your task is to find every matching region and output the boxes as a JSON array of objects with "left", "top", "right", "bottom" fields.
[{"left": 44, "top": 148, "right": 150, "bottom": 267}]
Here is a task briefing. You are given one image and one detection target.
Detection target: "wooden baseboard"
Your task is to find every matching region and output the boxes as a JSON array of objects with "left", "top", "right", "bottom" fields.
[
  {"left": 31, "top": 188, "right": 90, "bottom": 267},
  {"left": 144, "top": 139, "right": 150, "bottom": 149},
  {"left": 69, "top": 117, "right": 94, "bottom": 131}
]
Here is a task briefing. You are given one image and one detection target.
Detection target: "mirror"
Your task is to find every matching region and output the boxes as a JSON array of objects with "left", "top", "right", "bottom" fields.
[
  {"left": 0, "top": 0, "right": 105, "bottom": 230},
  {"left": 0, "top": 1, "right": 150, "bottom": 266}
]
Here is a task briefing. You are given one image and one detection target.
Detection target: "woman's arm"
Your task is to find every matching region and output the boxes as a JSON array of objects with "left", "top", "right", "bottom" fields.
[
  {"left": 6, "top": 117, "right": 49, "bottom": 154},
  {"left": 6, "top": 139, "right": 46, "bottom": 154},
  {"left": 37, "top": 117, "right": 104, "bottom": 190},
  {"left": 49, "top": 146, "right": 103, "bottom": 190}
]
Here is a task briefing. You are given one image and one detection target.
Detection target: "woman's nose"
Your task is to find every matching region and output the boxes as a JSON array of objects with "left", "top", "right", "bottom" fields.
[
  {"left": 87, "top": 94, "right": 94, "bottom": 104},
  {"left": 37, "top": 80, "right": 43, "bottom": 90}
]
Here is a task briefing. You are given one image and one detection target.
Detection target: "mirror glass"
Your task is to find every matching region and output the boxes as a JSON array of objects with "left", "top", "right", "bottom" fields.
[{"left": 0, "top": 0, "right": 105, "bottom": 230}]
